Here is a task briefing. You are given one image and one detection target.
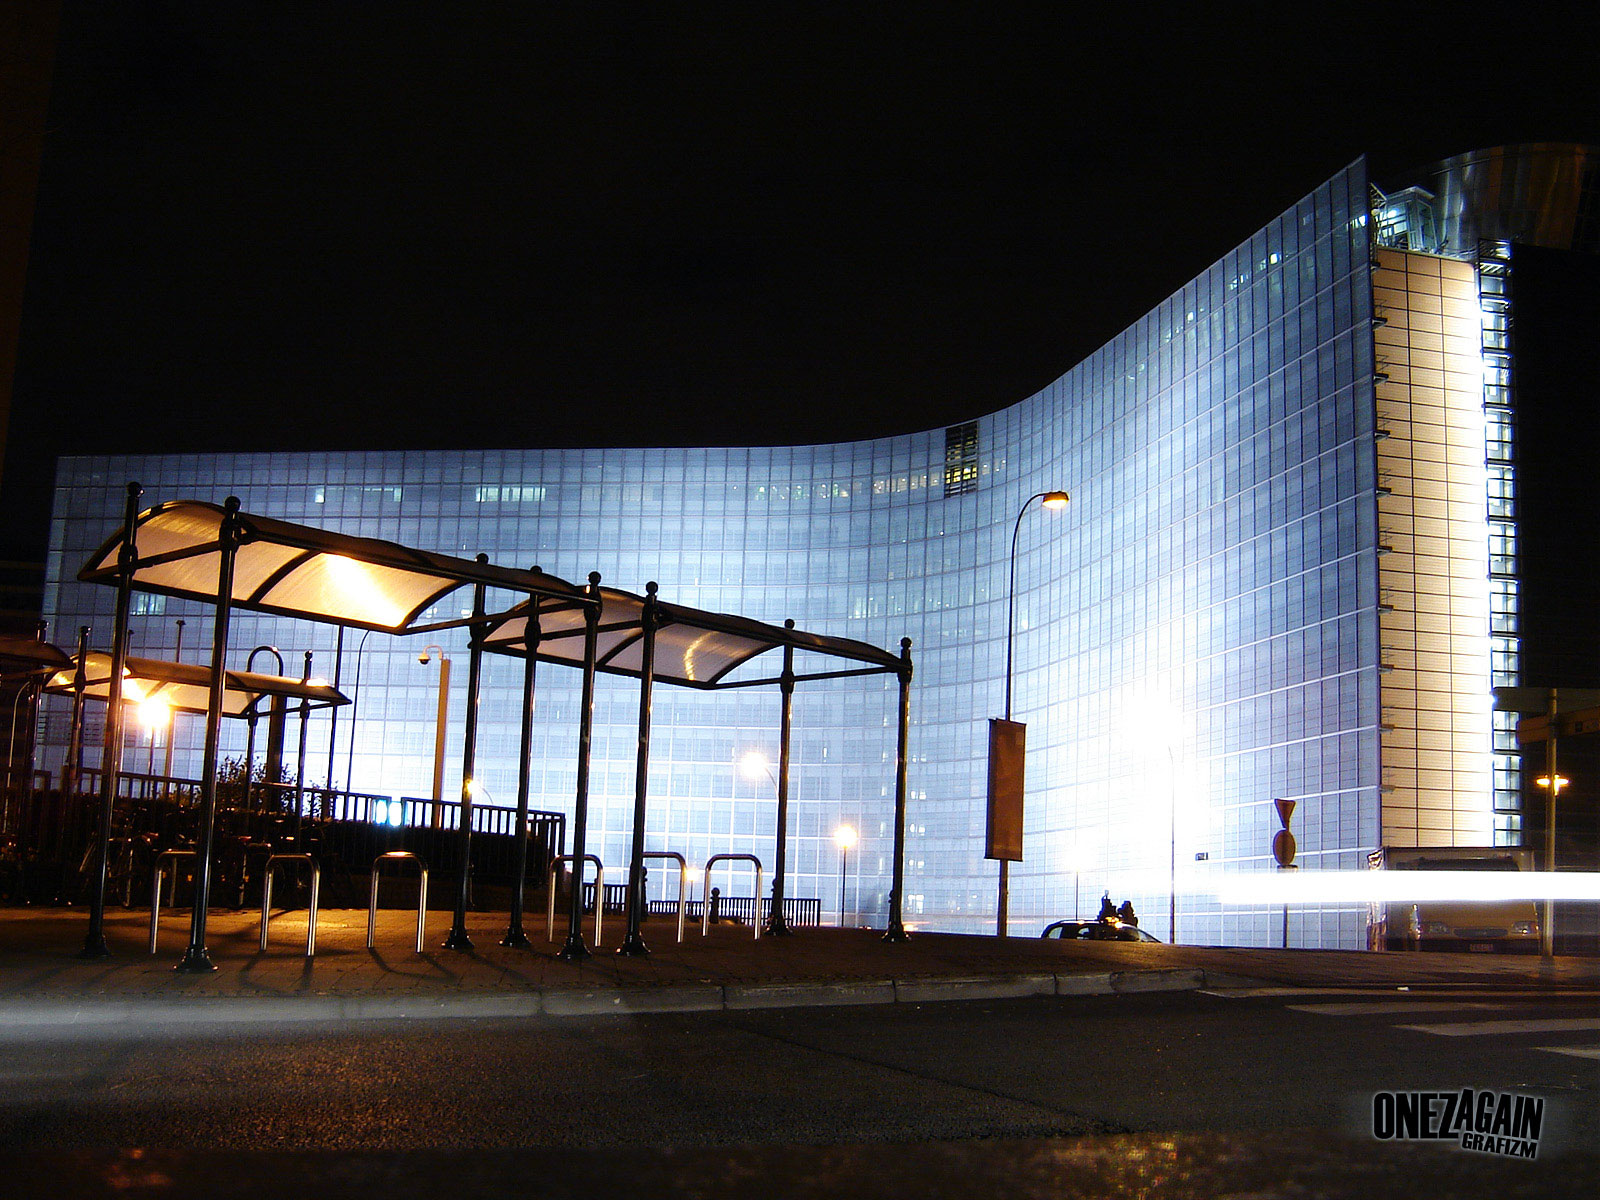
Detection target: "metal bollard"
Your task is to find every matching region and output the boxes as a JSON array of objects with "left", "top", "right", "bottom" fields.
[
  {"left": 367, "top": 850, "right": 428, "bottom": 953},
  {"left": 259, "top": 852, "right": 321, "bottom": 956}
]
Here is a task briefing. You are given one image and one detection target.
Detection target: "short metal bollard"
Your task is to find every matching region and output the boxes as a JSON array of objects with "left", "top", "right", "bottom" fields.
[
  {"left": 149, "top": 847, "right": 198, "bottom": 954},
  {"left": 367, "top": 850, "right": 428, "bottom": 953},
  {"left": 546, "top": 854, "right": 605, "bottom": 946},
  {"left": 259, "top": 852, "right": 321, "bottom": 956},
  {"left": 642, "top": 850, "right": 689, "bottom": 944},
  {"left": 701, "top": 853, "right": 764, "bottom": 941}
]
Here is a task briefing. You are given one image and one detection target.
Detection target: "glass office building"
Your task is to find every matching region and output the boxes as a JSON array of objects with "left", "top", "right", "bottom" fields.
[{"left": 41, "top": 157, "right": 1510, "bottom": 947}]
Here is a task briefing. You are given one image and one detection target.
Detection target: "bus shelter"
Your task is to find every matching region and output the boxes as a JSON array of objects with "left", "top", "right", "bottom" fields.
[
  {"left": 476, "top": 579, "right": 915, "bottom": 957},
  {"left": 74, "top": 485, "right": 597, "bottom": 971}
]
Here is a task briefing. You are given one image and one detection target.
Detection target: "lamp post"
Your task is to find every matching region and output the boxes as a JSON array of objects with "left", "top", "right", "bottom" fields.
[
  {"left": 418, "top": 645, "right": 450, "bottom": 827},
  {"left": 342, "top": 629, "right": 374, "bottom": 795},
  {"left": 740, "top": 749, "right": 784, "bottom": 929},
  {"left": 833, "top": 823, "right": 857, "bottom": 926},
  {"left": 997, "top": 489, "right": 1069, "bottom": 936},
  {"left": 1535, "top": 770, "right": 1568, "bottom": 957}
]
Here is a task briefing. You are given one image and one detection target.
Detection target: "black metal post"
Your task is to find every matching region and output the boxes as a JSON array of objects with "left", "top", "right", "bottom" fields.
[
  {"left": 80, "top": 482, "right": 140, "bottom": 959},
  {"left": 176, "top": 495, "right": 242, "bottom": 973},
  {"left": 293, "top": 650, "right": 311, "bottom": 840},
  {"left": 325, "top": 625, "right": 343, "bottom": 801},
  {"left": 62, "top": 626, "right": 89, "bottom": 804},
  {"left": 445, "top": 557, "right": 490, "bottom": 951},
  {"left": 619, "top": 582, "right": 659, "bottom": 956},
  {"left": 559, "top": 572, "right": 602, "bottom": 962},
  {"left": 884, "top": 637, "right": 913, "bottom": 943},
  {"left": 766, "top": 625, "right": 796, "bottom": 936},
  {"left": 502, "top": 585, "right": 541, "bottom": 949}
]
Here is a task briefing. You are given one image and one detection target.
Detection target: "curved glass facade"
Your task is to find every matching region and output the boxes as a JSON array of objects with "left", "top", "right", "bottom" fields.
[{"left": 42, "top": 160, "right": 1390, "bottom": 946}]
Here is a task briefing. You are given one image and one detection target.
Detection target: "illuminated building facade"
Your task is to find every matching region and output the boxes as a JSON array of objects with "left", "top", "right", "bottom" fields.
[{"left": 40, "top": 147, "right": 1594, "bottom": 946}]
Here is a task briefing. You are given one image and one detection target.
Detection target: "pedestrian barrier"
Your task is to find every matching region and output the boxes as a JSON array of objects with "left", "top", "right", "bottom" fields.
[
  {"left": 147, "top": 847, "right": 197, "bottom": 953},
  {"left": 258, "top": 852, "right": 321, "bottom": 956},
  {"left": 367, "top": 850, "right": 428, "bottom": 953},
  {"left": 547, "top": 854, "right": 605, "bottom": 946},
  {"left": 701, "top": 853, "right": 763, "bottom": 941},
  {"left": 642, "top": 850, "right": 689, "bottom": 943}
]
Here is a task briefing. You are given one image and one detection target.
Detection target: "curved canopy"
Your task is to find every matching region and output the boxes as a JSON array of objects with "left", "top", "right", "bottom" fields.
[
  {"left": 0, "top": 634, "right": 72, "bottom": 679},
  {"left": 78, "top": 500, "right": 591, "bottom": 634},
  {"left": 44, "top": 652, "right": 349, "bottom": 718},
  {"left": 477, "top": 585, "right": 905, "bottom": 689}
]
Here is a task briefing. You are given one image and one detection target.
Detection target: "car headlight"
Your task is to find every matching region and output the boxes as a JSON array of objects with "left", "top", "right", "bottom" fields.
[
  {"left": 1423, "top": 922, "right": 1452, "bottom": 935},
  {"left": 1512, "top": 921, "right": 1537, "bottom": 935}
]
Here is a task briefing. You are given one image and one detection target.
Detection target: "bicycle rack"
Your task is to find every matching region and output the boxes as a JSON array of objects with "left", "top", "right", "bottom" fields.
[
  {"left": 546, "top": 854, "right": 605, "bottom": 946},
  {"left": 148, "top": 847, "right": 197, "bottom": 954},
  {"left": 701, "top": 853, "right": 764, "bottom": 941},
  {"left": 642, "top": 850, "right": 689, "bottom": 943},
  {"left": 367, "top": 851, "right": 428, "bottom": 953},
  {"left": 259, "top": 852, "right": 322, "bottom": 956}
]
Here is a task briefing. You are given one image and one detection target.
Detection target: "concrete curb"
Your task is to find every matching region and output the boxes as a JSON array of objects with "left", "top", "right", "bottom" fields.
[{"left": 0, "top": 967, "right": 1217, "bottom": 1031}]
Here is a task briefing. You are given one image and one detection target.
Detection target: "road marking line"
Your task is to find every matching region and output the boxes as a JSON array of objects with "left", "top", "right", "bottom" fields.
[
  {"left": 1535, "top": 1045, "right": 1600, "bottom": 1060},
  {"left": 1287, "top": 1001, "right": 1514, "bottom": 1016},
  {"left": 1396, "top": 1018, "right": 1600, "bottom": 1037}
]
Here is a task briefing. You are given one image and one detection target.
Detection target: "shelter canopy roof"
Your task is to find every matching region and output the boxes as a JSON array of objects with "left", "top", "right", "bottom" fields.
[
  {"left": 478, "top": 586, "right": 904, "bottom": 689},
  {"left": 78, "top": 501, "right": 590, "bottom": 634},
  {"left": 45, "top": 652, "right": 349, "bottom": 717},
  {"left": 0, "top": 634, "right": 72, "bottom": 678}
]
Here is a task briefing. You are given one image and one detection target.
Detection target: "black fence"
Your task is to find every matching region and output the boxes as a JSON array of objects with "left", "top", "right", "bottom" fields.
[{"left": 0, "top": 775, "right": 566, "bottom": 909}]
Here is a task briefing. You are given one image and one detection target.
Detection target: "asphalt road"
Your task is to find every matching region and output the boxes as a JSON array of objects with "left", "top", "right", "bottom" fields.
[{"left": 2, "top": 986, "right": 1595, "bottom": 1155}]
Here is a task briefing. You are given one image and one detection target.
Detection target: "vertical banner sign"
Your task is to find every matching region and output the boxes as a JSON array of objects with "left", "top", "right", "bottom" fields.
[{"left": 986, "top": 718, "right": 1025, "bottom": 862}]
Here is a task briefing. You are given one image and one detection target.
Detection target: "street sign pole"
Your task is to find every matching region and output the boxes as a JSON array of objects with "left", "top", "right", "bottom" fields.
[{"left": 1272, "top": 798, "right": 1297, "bottom": 949}]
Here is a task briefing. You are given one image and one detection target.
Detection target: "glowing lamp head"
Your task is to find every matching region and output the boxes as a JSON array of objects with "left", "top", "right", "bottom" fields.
[
  {"left": 1535, "top": 774, "right": 1570, "bottom": 794},
  {"left": 136, "top": 694, "right": 171, "bottom": 730},
  {"left": 739, "top": 750, "right": 771, "bottom": 781},
  {"left": 1041, "top": 491, "right": 1070, "bottom": 510},
  {"left": 833, "top": 824, "right": 858, "bottom": 851}
]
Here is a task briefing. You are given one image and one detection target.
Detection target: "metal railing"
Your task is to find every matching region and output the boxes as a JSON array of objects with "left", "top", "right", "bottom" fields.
[
  {"left": 259, "top": 853, "right": 321, "bottom": 956},
  {"left": 701, "top": 854, "right": 763, "bottom": 940},
  {"left": 647, "top": 895, "right": 821, "bottom": 928},
  {"left": 367, "top": 851, "right": 428, "bottom": 954}
]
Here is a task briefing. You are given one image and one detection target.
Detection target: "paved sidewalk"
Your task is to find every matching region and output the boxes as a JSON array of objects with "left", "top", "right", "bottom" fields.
[{"left": 2, "top": 906, "right": 1596, "bottom": 1029}]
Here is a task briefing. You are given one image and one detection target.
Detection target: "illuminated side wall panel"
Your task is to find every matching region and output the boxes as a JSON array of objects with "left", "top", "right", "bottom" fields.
[{"left": 1372, "top": 248, "right": 1494, "bottom": 845}]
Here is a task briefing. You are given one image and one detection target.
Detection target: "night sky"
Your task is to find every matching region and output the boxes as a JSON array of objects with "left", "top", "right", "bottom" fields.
[{"left": 6, "top": 3, "right": 1596, "bottom": 560}]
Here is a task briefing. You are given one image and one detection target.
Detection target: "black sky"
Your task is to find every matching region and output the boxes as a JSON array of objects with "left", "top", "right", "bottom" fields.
[{"left": 6, "top": 3, "right": 1597, "bottom": 559}]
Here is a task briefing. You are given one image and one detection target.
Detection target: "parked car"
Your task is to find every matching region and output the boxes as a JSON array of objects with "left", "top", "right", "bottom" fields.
[{"left": 1040, "top": 918, "right": 1161, "bottom": 943}]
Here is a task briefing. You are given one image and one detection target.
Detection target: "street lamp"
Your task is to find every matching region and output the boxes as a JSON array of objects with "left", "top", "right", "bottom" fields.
[
  {"left": 833, "top": 823, "right": 857, "bottom": 926},
  {"left": 137, "top": 694, "right": 171, "bottom": 780},
  {"left": 418, "top": 645, "right": 451, "bottom": 826},
  {"left": 996, "top": 489, "right": 1070, "bottom": 936},
  {"left": 1536, "top": 772, "right": 1569, "bottom": 957}
]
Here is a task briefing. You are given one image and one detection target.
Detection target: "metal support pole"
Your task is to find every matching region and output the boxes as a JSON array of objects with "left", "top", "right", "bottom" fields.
[
  {"left": 767, "top": 626, "right": 797, "bottom": 935},
  {"left": 445, "top": 559, "right": 490, "bottom": 951},
  {"left": 502, "top": 595, "right": 541, "bottom": 949},
  {"left": 430, "top": 653, "right": 451, "bottom": 827},
  {"left": 342, "top": 629, "right": 373, "bottom": 795},
  {"left": 176, "top": 495, "right": 242, "bottom": 973},
  {"left": 163, "top": 619, "right": 184, "bottom": 787},
  {"left": 1542, "top": 688, "right": 1558, "bottom": 959},
  {"left": 80, "top": 482, "right": 140, "bottom": 960},
  {"left": 62, "top": 626, "right": 89, "bottom": 803},
  {"left": 620, "top": 582, "right": 659, "bottom": 956},
  {"left": 884, "top": 638, "right": 913, "bottom": 942},
  {"left": 293, "top": 651, "right": 312, "bottom": 840},
  {"left": 325, "top": 625, "right": 343, "bottom": 801},
  {"left": 560, "top": 572, "right": 602, "bottom": 962}
]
